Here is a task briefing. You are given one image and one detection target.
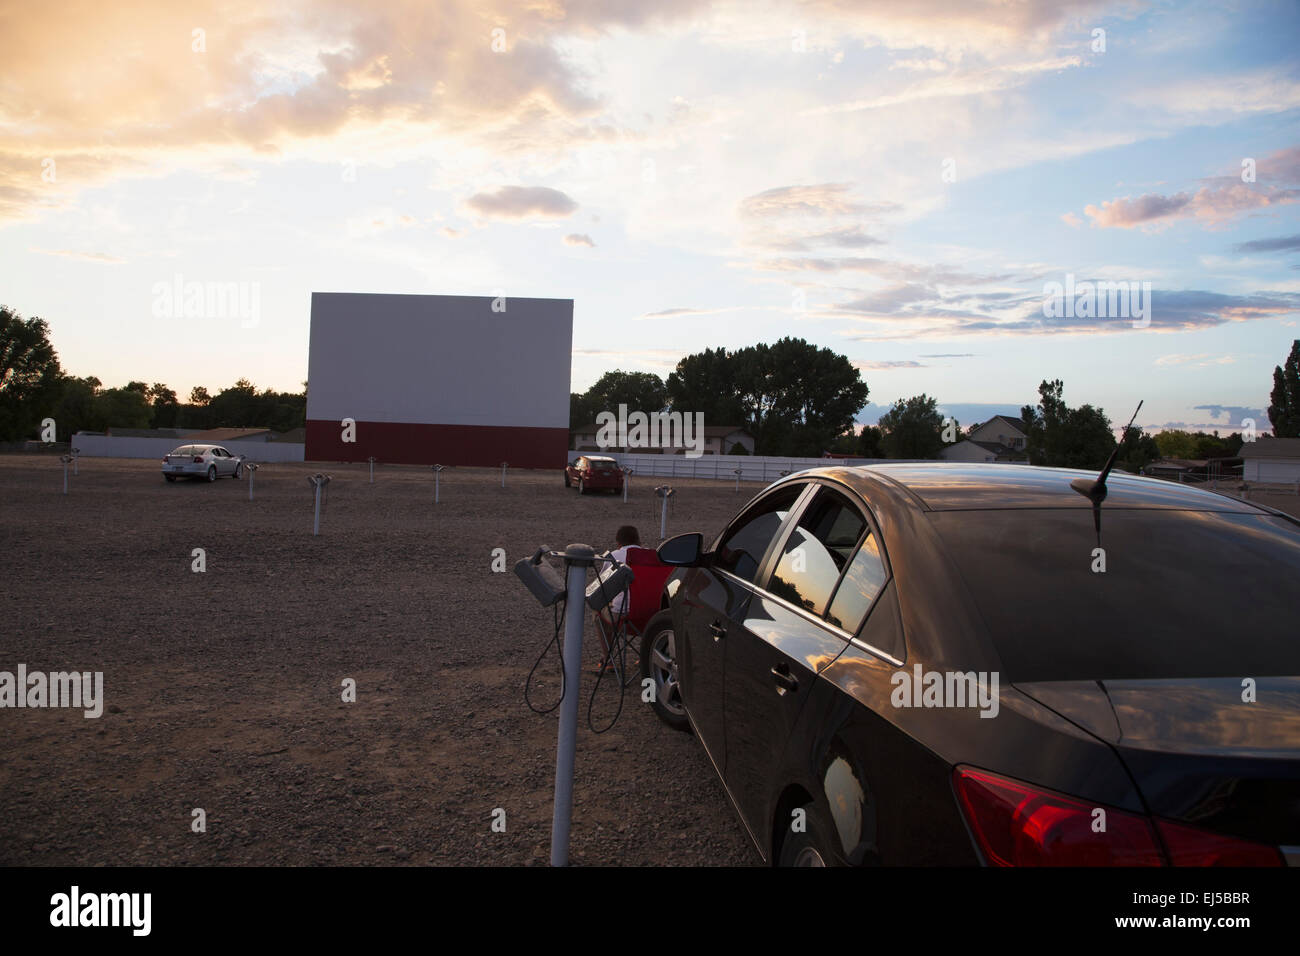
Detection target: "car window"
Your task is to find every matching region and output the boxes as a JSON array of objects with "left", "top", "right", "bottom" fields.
[
  {"left": 929, "top": 509, "right": 1300, "bottom": 682},
  {"left": 714, "top": 484, "right": 806, "bottom": 582},
  {"left": 825, "top": 531, "right": 888, "bottom": 633},
  {"left": 766, "top": 488, "right": 867, "bottom": 617}
]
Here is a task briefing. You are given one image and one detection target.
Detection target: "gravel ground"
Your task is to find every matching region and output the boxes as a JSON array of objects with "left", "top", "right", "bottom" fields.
[{"left": 0, "top": 454, "right": 763, "bottom": 866}]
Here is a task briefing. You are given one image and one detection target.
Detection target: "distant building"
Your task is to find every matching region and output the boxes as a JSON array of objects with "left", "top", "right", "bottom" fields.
[
  {"left": 941, "top": 415, "right": 1028, "bottom": 463},
  {"left": 966, "top": 415, "right": 1028, "bottom": 452},
  {"left": 1239, "top": 437, "right": 1300, "bottom": 484},
  {"left": 941, "top": 439, "right": 1029, "bottom": 463}
]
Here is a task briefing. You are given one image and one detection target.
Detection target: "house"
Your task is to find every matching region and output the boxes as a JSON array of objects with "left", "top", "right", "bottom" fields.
[
  {"left": 967, "top": 415, "right": 1028, "bottom": 452},
  {"left": 940, "top": 414, "right": 1029, "bottom": 463},
  {"left": 940, "top": 439, "right": 1029, "bottom": 463},
  {"left": 570, "top": 422, "right": 754, "bottom": 455},
  {"left": 1239, "top": 437, "right": 1300, "bottom": 484}
]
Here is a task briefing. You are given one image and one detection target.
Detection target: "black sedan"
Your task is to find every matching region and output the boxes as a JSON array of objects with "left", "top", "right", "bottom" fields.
[{"left": 641, "top": 463, "right": 1300, "bottom": 866}]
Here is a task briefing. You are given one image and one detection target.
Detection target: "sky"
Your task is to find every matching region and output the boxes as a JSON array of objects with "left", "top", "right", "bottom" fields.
[{"left": 1, "top": 0, "right": 1298, "bottom": 434}]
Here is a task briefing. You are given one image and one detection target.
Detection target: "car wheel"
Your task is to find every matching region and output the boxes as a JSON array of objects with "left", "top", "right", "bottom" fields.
[
  {"left": 164, "top": 474, "right": 176, "bottom": 483},
  {"left": 206, "top": 465, "right": 217, "bottom": 482},
  {"left": 233, "top": 462, "right": 242, "bottom": 479},
  {"left": 778, "top": 803, "right": 837, "bottom": 867},
  {"left": 639, "top": 610, "right": 690, "bottom": 732}
]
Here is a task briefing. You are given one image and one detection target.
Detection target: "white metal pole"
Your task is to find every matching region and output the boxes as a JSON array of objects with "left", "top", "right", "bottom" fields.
[
  {"left": 552, "top": 544, "right": 594, "bottom": 866},
  {"left": 72, "top": 449, "right": 79, "bottom": 476},
  {"left": 369, "top": 457, "right": 375, "bottom": 484},
  {"left": 62, "top": 456, "right": 69, "bottom": 494},
  {"left": 501, "top": 461, "right": 508, "bottom": 488},
  {"left": 248, "top": 466, "right": 256, "bottom": 500},
  {"left": 313, "top": 481, "right": 323, "bottom": 535}
]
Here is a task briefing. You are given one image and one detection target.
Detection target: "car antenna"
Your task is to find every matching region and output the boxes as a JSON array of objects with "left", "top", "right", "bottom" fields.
[{"left": 1070, "top": 400, "right": 1144, "bottom": 505}]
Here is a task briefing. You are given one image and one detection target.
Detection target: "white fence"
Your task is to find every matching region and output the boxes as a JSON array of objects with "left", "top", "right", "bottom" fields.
[
  {"left": 72, "top": 433, "right": 306, "bottom": 463},
  {"left": 571, "top": 451, "right": 920, "bottom": 483}
]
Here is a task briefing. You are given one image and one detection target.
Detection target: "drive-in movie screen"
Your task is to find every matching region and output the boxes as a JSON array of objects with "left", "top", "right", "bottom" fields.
[{"left": 0, "top": 0, "right": 1296, "bottom": 940}]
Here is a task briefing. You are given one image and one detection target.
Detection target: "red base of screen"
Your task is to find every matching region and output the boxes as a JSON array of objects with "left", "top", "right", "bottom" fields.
[{"left": 305, "top": 420, "right": 568, "bottom": 469}]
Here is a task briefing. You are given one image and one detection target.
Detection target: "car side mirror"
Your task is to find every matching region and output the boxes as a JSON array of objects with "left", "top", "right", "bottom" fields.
[{"left": 658, "top": 532, "right": 705, "bottom": 567}]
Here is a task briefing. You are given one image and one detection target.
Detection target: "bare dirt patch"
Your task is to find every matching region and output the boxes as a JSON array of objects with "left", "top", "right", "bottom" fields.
[{"left": 0, "top": 455, "right": 760, "bottom": 866}]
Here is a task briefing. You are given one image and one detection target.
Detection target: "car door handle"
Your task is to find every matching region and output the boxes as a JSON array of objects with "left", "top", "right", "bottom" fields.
[
  {"left": 771, "top": 664, "right": 798, "bottom": 695},
  {"left": 708, "top": 620, "right": 726, "bottom": 642}
]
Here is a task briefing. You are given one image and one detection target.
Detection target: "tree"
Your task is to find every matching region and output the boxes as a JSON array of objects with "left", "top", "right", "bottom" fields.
[
  {"left": 190, "top": 386, "right": 211, "bottom": 406},
  {"left": 858, "top": 424, "right": 886, "bottom": 458},
  {"left": 51, "top": 376, "right": 102, "bottom": 439},
  {"left": 1268, "top": 339, "right": 1300, "bottom": 437},
  {"left": 1154, "top": 428, "right": 1198, "bottom": 459},
  {"left": 665, "top": 347, "right": 747, "bottom": 427},
  {"left": 707, "top": 338, "right": 868, "bottom": 455},
  {"left": 0, "top": 307, "right": 64, "bottom": 441},
  {"left": 1116, "top": 424, "right": 1160, "bottom": 473},
  {"left": 1021, "top": 380, "right": 1116, "bottom": 468},
  {"left": 878, "top": 394, "right": 946, "bottom": 459},
  {"left": 583, "top": 370, "right": 667, "bottom": 416},
  {"left": 94, "top": 387, "right": 152, "bottom": 430}
]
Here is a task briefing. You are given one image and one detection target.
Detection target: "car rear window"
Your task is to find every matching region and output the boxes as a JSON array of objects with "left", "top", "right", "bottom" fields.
[
  {"left": 591, "top": 460, "right": 616, "bottom": 470},
  {"left": 928, "top": 509, "right": 1300, "bottom": 682}
]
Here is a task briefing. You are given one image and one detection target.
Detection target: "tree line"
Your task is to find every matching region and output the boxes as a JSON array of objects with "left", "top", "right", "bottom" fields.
[
  {"left": 5, "top": 303, "right": 1297, "bottom": 461},
  {"left": 0, "top": 306, "right": 305, "bottom": 442}
]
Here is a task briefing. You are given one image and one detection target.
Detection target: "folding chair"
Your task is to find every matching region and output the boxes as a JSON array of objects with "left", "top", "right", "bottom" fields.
[{"left": 595, "top": 546, "right": 675, "bottom": 687}]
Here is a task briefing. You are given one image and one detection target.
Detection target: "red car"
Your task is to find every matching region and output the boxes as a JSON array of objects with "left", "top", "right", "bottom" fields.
[{"left": 564, "top": 455, "right": 624, "bottom": 494}]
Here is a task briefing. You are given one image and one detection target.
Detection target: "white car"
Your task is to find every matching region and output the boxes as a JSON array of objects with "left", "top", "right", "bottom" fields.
[{"left": 161, "top": 444, "right": 245, "bottom": 482}]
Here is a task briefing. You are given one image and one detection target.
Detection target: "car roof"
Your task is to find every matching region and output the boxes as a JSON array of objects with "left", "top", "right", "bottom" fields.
[
  {"left": 798, "top": 462, "right": 1265, "bottom": 513},
  {"left": 582, "top": 455, "right": 617, "bottom": 462}
]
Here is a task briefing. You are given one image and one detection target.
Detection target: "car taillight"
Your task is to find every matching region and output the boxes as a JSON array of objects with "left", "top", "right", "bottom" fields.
[
  {"left": 193, "top": 456, "right": 204, "bottom": 463},
  {"left": 1155, "top": 818, "right": 1282, "bottom": 866},
  {"left": 953, "top": 766, "right": 1284, "bottom": 866},
  {"left": 954, "top": 766, "right": 1164, "bottom": 866}
]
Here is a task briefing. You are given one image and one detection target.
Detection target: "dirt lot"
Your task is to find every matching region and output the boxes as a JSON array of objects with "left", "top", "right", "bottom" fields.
[{"left": 0, "top": 454, "right": 760, "bottom": 866}]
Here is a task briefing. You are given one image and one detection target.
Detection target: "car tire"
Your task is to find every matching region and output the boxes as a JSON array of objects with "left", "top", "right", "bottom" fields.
[
  {"left": 639, "top": 610, "right": 690, "bottom": 733},
  {"left": 206, "top": 465, "right": 217, "bottom": 482},
  {"left": 233, "top": 462, "right": 242, "bottom": 479},
  {"left": 778, "top": 803, "right": 837, "bottom": 867},
  {"left": 164, "top": 474, "right": 176, "bottom": 483},
  {"left": 564, "top": 472, "right": 571, "bottom": 488}
]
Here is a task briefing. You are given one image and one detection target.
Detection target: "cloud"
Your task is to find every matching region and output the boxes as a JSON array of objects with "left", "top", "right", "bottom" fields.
[
  {"left": 760, "top": 256, "right": 1015, "bottom": 286},
  {"left": 1154, "top": 353, "right": 1235, "bottom": 367},
  {"left": 739, "top": 184, "right": 898, "bottom": 219},
  {"left": 854, "top": 359, "right": 925, "bottom": 369},
  {"left": 1060, "top": 212, "right": 1082, "bottom": 228},
  {"left": 1234, "top": 234, "right": 1300, "bottom": 254},
  {"left": 29, "top": 248, "right": 126, "bottom": 264},
  {"left": 920, "top": 352, "right": 975, "bottom": 358},
  {"left": 440, "top": 227, "right": 462, "bottom": 239},
  {"left": 757, "top": 225, "right": 885, "bottom": 252},
  {"left": 463, "top": 185, "right": 578, "bottom": 220},
  {"left": 1081, "top": 144, "right": 1300, "bottom": 230},
  {"left": 833, "top": 287, "right": 1300, "bottom": 341},
  {"left": 1083, "top": 185, "right": 1299, "bottom": 229},
  {"left": 1193, "top": 404, "right": 1265, "bottom": 424},
  {"left": 563, "top": 232, "right": 595, "bottom": 247}
]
